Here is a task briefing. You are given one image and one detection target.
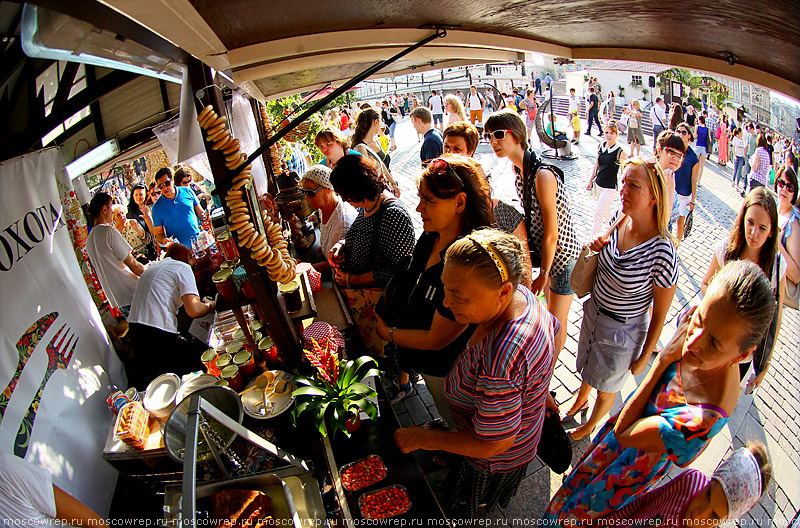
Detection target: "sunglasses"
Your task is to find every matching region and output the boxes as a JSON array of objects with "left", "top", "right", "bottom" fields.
[
  {"left": 663, "top": 148, "right": 685, "bottom": 160},
  {"left": 428, "top": 158, "right": 464, "bottom": 187},
  {"left": 675, "top": 129, "right": 689, "bottom": 136},
  {"left": 302, "top": 187, "right": 323, "bottom": 198},
  {"left": 157, "top": 180, "right": 173, "bottom": 189},
  {"left": 777, "top": 179, "right": 796, "bottom": 193},
  {"left": 483, "top": 129, "right": 511, "bottom": 141}
]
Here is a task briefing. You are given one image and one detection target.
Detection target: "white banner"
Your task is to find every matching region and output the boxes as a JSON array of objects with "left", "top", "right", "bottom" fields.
[{"left": 0, "top": 148, "right": 126, "bottom": 515}]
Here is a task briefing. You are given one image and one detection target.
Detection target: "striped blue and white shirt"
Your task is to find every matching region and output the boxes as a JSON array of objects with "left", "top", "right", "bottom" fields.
[
  {"left": 592, "top": 211, "right": 679, "bottom": 318},
  {"left": 444, "top": 287, "right": 556, "bottom": 472}
]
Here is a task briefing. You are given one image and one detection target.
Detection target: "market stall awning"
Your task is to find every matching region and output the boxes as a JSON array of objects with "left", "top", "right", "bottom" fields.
[{"left": 29, "top": 0, "right": 800, "bottom": 101}]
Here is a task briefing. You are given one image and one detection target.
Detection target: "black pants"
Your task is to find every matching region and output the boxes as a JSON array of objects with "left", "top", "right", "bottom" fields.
[
  {"left": 128, "top": 322, "right": 206, "bottom": 388},
  {"left": 587, "top": 111, "right": 602, "bottom": 134}
]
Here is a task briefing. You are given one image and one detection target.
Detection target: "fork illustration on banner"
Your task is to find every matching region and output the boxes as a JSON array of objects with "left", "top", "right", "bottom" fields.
[
  {"left": 0, "top": 312, "right": 59, "bottom": 426},
  {"left": 14, "top": 323, "right": 78, "bottom": 457}
]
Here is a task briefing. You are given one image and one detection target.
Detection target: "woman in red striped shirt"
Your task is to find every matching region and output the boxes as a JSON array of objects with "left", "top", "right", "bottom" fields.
[{"left": 394, "top": 228, "right": 557, "bottom": 518}]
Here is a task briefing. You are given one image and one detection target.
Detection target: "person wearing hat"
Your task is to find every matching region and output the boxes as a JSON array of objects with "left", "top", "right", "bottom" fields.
[
  {"left": 300, "top": 164, "right": 357, "bottom": 273},
  {"left": 603, "top": 443, "right": 770, "bottom": 524}
]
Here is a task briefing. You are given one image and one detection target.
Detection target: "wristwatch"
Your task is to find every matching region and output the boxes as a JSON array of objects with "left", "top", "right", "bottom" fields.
[{"left": 389, "top": 327, "right": 396, "bottom": 344}]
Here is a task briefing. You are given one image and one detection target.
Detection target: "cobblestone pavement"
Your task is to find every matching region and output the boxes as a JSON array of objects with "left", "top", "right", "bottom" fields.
[{"left": 385, "top": 115, "right": 800, "bottom": 525}]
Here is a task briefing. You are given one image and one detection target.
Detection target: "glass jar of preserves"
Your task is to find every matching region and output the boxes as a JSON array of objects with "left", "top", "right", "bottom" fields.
[
  {"left": 214, "top": 352, "right": 233, "bottom": 373},
  {"left": 217, "top": 230, "right": 239, "bottom": 261},
  {"left": 201, "top": 348, "right": 220, "bottom": 376},
  {"left": 233, "top": 349, "right": 257, "bottom": 380},
  {"left": 220, "top": 364, "right": 244, "bottom": 392},
  {"left": 212, "top": 268, "right": 237, "bottom": 302}
]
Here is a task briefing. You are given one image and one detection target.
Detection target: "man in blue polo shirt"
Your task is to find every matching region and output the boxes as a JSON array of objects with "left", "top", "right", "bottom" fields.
[
  {"left": 152, "top": 166, "right": 204, "bottom": 247},
  {"left": 410, "top": 107, "right": 442, "bottom": 168}
]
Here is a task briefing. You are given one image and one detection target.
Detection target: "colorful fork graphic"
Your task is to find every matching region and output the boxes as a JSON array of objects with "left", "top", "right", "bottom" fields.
[
  {"left": 14, "top": 323, "right": 78, "bottom": 457},
  {"left": 0, "top": 312, "right": 59, "bottom": 426}
]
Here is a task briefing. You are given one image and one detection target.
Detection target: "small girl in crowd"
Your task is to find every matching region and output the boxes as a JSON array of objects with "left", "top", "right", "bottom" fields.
[
  {"left": 570, "top": 110, "right": 581, "bottom": 145},
  {"left": 604, "top": 443, "right": 771, "bottom": 525}
]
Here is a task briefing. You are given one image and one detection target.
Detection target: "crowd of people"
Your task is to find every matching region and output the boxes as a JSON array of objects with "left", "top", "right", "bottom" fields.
[
  {"left": 73, "top": 86, "right": 797, "bottom": 524},
  {"left": 297, "top": 90, "right": 797, "bottom": 524}
]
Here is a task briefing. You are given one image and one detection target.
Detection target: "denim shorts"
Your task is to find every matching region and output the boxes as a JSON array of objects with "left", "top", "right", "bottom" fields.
[
  {"left": 694, "top": 145, "right": 707, "bottom": 156},
  {"left": 550, "top": 258, "right": 576, "bottom": 296}
]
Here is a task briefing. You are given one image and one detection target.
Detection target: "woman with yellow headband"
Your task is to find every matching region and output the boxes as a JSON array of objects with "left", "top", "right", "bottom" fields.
[{"left": 394, "top": 228, "right": 558, "bottom": 519}]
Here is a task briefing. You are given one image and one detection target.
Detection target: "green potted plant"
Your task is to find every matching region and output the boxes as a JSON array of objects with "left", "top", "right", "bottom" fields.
[{"left": 291, "top": 339, "right": 380, "bottom": 438}]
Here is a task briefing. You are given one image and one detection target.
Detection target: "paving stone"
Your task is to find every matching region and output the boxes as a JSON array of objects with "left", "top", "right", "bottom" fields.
[
  {"left": 396, "top": 411, "right": 413, "bottom": 428},
  {"left": 402, "top": 394, "right": 432, "bottom": 425},
  {"left": 778, "top": 488, "right": 790, "bottom": 513}
]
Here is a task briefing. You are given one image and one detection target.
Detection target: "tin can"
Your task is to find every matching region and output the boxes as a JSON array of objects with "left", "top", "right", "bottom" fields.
[
  {"left": 215, "top": 352, "right": 233, "bottom": 373},
  {"left": 233, "top": 349, "right": 257, "bottom": 380},
  {"left": 213, "top": 268, "right": 237, "bottom": 302},
  {"left": 220, "top": 364, "right": 244, "bottom": 392},
  {"left": 124, "top": 387, "right": 141, "bottom": 402},
  {"left": 201, "top": 348, "right": 221, "bottom": 376},
  {"left": 106, "top": 389, "right": 129, "bottom": 414},
  {"left": 258, "top": 336, "right": 279, "bottom": 364}
]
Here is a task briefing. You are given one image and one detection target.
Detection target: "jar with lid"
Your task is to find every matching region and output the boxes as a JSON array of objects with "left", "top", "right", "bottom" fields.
[
  {"left": 217, "top": 230, "right": 239, "bottom": 261},
  {"left": 220, "top": 364, "right": 244, "bottom": 392},
  {"left": 212, "top": 268, "right": 237, "bottom": 302},
  {"left": 201, "top": 348, "right": 220, "bottom": 376},
  {"left": 258, "top": 336, "right": 279, "bottom": 364},
  {"left": 233, "top": 349, "right": 258, "bottom": 380},
  {"left": 214, "top": 352, "right": 233, "bottom": 374}
]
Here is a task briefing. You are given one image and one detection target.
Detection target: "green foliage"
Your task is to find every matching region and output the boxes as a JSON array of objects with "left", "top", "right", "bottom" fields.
[
  {"left": 617, "top": 85, "right": 625, "bottom": 95},
  {"left": 262, "top": 91, "right": 352, "bottom": 164},
  {"left": 291, "top": 355, "right": 380, "bottom": 439},
  {"left": 641, "top": 88, "right": 649, "bottom": 97}
]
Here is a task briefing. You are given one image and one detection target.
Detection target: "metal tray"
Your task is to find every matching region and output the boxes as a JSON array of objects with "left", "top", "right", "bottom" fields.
[{"left": 163, "top": 470, "right": 325, "bottom": 528}]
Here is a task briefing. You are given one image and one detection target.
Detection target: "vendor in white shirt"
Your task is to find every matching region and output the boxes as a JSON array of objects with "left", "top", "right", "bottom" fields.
[
  {"left": 0, "top": 452, "right": 108, "bottom": 526},
  {"left": 127, "top": 243, "right": 215, "bottom": 386}
]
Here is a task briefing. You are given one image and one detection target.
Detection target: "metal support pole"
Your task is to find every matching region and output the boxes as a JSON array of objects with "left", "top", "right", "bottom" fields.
[
  {"left": 180, "top": 394, "right": 201, "bottom": 527},
  {"left": 231, "top": 28, "right": 447, "bottom": 178}
]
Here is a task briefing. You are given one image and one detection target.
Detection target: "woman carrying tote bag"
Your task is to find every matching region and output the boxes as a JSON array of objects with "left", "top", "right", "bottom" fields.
[{"left": 562, "top": 158, "right": 679, "bottom": 442}]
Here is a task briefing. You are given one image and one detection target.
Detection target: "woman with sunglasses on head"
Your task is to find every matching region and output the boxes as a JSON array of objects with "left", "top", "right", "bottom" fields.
[
  {"left": 484, "top": 110, "right": 579, "bottom": 369},
  {"left": 442, "top": 122, "right": 532, "bottom": 286},
  {"left": 395, "top": 229, "right": 557, "bottom": 519},
  {"left": 146, "top": 182, "right": 160, "bottom": 206},
  {"left": 587, "top": 120, "right": 627, "bottom": 236},
  {"left": 563, "top": 158, "right": 679, "bottom": 442},
  {"left": 671, "top": 122, "right": 699, "bottom": 243},
  {"left": 775, "top": 166, "right": 800, "bottom": 289},
  {"left": 375, "top": 155, "right": 494, "bottom": 415},
  {"left": 300, "top": 164, "right": 357, "bottom": 274},
  {"left": 701, "top": 188, "right": 786, "bottom": 393},
  {"left": 546, "top": 260, "right": 775, "bottom": 523}
]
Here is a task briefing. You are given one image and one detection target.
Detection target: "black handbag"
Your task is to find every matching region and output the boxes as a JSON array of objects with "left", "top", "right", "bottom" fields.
[
  {"left": 536, "top": 406, "right": 573, "bottom": 474},
  {"left": 522, "top": 149, "right": 566, "bottom": 268},
  {"left": 752, "top": 254, "right": 781, "bottom": 374}
]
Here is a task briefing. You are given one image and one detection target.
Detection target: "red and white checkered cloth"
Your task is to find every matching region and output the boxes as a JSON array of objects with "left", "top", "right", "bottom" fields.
[
  {"left": 302, "top": 321, "right": 344, "bottom": 352},
  {"left": 296, "top": 262, "right": 322, "bottom": 293}
]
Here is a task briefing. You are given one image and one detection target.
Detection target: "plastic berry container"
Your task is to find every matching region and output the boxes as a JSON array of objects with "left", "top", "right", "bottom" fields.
[
  {"left": 339, "top": 454, "right": 388, "bottom": 492},
  {"left": 358, "top": 484, "right": 411, "bottom": 519}
]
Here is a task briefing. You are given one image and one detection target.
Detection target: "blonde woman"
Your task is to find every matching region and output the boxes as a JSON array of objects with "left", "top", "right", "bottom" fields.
[
  {"left": 444, "top": 94, "right": 467, "bottom": 125},
  {"left": 563, "top": 158, "right": 678, "bottom": 441}
]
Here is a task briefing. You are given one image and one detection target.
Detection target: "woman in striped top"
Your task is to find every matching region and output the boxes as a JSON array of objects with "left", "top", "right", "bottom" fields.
[
  {"left": 563, "top": 158, "right": 679, "bottom": 442},
  {"left": 394, "top": 229, "right": 557, "bottom": 519}
]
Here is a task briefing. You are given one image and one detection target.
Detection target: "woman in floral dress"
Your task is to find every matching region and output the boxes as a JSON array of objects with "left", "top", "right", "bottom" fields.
[{"left": 544, "top": 260, "right": 776, "bottom": 523}]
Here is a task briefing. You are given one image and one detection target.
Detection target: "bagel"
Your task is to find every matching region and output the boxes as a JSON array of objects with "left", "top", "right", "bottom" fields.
[
  {"left": 197, "top": 105, "right": 214, "bottom": 123},
  {"left": 207, "top": 127, "right": 229, "bottom": 142},
  {"left": 208, "top": 115, "right": 226, "bottom": 129},
  {"left": 252, "top": 246, "right": 269, "bottom": 260},
  {"left": 231, "top": 178, "right": 250, "bottom": 191},
  {"left": 222, "top": 140, "right": 240, "bottom": 155},
  {"left": 225, "top": 150, "right": 242, "bottom": 163},
  {"left": 241, "top": 229, "right": 257, "bottom": 248},
  {"left": 198, "top": 110, "right": 217, "bottom": 129},
  {"left": 235, "top": 221, "right": 254, "bottom": 233},
  {"left": 228, "top": 213, "right": 249, "bottom": 225},
  {"left": 232, "top": 172, "right": 251, "bottom": 185},
  {"left": 226, "top": 189, "right": 243, "bottom": 197},
  {"left": 227, "top": 204, "right": 248, "bottom": 214},
  {"left": 206, "top": 123, "right": 226, "bottom": 138},
  {"left": 229, "top": 219, "right": 250, "bottom": 231},
  {"left": 212, "top": 134, "right": 232, "bottom": 150}
]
